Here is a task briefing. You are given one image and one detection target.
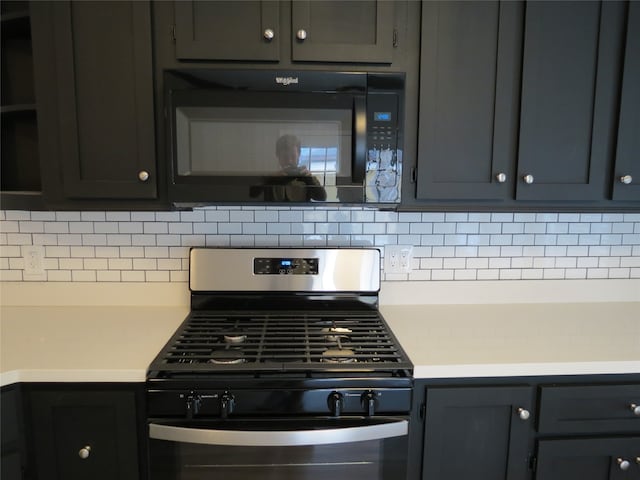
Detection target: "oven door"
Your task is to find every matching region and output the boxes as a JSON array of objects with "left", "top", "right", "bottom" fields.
[{"left": 148, "top": 417, "right": 409, "bottom": 480}]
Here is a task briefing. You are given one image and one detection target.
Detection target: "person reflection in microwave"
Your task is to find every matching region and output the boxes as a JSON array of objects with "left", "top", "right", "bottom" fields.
[{"left": 251, "top": 135, "right": 327, "bottom": 202}]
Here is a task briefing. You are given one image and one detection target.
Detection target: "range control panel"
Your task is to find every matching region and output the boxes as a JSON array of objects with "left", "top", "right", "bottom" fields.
[{"left": 253, "top": 257, "right": 319, "bottom": 275}]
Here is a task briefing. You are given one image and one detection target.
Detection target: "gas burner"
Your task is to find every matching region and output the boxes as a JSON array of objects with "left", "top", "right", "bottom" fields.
[
  {"left": 321, "top": 355, "right": 357, "bottom": 364},
  {"left": 321, "top": 326, "right": 352, "bottom": 342},
  {"left": 224, "top": 334, "right": 247, "bottom": 344},
  {"left": 208, "top": 357, "right": 246, "bottom": 365},
  {"left": 321, "top": 341, "right": 356, "bottom": 363}
]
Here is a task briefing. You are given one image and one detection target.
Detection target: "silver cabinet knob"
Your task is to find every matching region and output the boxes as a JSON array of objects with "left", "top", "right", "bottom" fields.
[
  {"left": 517, "top": 407, "right": 530, "bottom": 420},
  {"left": 617, "top": 458, "right": 630, "bottom": 471},
  {"left": 620, "top": 174, "right": 633, "bottom": 185},
  {"left": 630, "top": 403, "right": 640, "bottom": 416},
  {"left": 78, "top": 446, "right": 91, "bottom": 459},
  {"left": 296, "top": 29, "right": 308, "bottom": 40},
  {"left": 138, "top": 170, "right": 150, "bottom": 182},
  {"left": 496, "top": 173, "right": 507, "bottom": 183},
  {"left": 523, "top": 174, "right": 534, "bottom": 184},
  {"left": 263, "top": 28, "right": 275, "bottom": 41}
]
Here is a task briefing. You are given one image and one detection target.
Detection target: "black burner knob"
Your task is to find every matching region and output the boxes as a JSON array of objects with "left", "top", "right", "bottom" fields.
[
  {"left": 186, "top": 392, "right": 202, "bottom": 419},
  {"left": 362, "top": 390, "right": 377, "bottom": 416},
  {"left": 220, "top": 391, "right": 235, "bottom": 419},
  {"left": 328, "top": 391, "right": 343, "bottom": 417}
]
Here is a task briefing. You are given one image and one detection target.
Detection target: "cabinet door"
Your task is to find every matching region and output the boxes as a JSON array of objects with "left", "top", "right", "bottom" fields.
[
  {"left": 30, "top": 390, "right": 139, "bottom": 480},
  {"left": 31, "top": 1, "right": 156, "bottom": 200},
  {"left": 1, "top": 386, "right": 24, "bottom": 480},
  {"left": 422, "top": 386, "right": 534, "bottom": 480},
  {"left": 516, "top": 1, "right": 626, "bottom": 201},
  {"left": 291, "top": 1, "right": 394, "bottom": 63},
  {"left": 536, "top": 437, "right": 640, "bottom": 480},
  {"left": 612, "top": 1, "right": 640, "bottom": 201},
  {"left": 174, "top": 1, "right": 280, "bottom": 61},
  {"left": 416, "top": 1, "right": 523, "bottom": 200}
]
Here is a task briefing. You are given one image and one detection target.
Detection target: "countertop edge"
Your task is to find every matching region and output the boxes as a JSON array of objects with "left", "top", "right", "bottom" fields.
[
  {"left": 1, "top": 369, "right": 147, "bottom": 387},
  {"left": 413, "top": 361, "right": 640, "bottom": 379}
]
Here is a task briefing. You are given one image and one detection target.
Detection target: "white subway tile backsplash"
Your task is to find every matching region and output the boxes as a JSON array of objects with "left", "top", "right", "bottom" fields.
[{"left": 0, "top": 207, "right": 638, "bottom": 283}]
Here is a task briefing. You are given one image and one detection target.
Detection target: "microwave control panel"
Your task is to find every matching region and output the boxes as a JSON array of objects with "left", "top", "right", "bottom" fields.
[{"left": 367, "top": 93, "right": 399, "bottom": 152}]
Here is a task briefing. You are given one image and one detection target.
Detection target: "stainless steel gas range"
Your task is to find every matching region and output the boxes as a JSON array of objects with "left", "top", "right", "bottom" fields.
[{"left": 146, "top": 248, "right": 413, "bottom": 480}]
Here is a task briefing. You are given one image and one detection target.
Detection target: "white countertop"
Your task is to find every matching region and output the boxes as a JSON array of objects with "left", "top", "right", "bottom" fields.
[
  {"left": 380, "top": 302, "right": 640, "bottom": 378},
  {"left": 0, "top": 306, "right": 188, "bottom": 386},
  {"left": 1, "top": 301, "right": 638, "bottom": 386}
]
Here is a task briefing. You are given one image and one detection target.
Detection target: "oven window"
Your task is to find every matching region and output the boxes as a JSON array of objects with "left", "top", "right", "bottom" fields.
[
  {"left": 175, "top": 106, "right": 352, "bottom": 184},
  {"left": 148, "top": 419, "right": 408, "bottom": 480}
]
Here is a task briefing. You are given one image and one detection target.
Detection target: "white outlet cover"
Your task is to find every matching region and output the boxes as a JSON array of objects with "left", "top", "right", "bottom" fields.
[
  {"left": 22, "top": 245, "right": 46, "bottom": 280},
  {"left": 384, "top": 245, "right": 413, "bottom": 274}
]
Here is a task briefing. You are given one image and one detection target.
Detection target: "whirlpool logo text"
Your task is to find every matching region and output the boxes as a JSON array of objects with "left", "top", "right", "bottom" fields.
[{"left": 275, "top": 76, "right": 299, "bottom": 86}]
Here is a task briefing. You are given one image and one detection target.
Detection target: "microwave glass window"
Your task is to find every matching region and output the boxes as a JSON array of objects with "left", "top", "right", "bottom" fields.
[{"left": 175, "top": 107, "right": 352, "bottom": 185}]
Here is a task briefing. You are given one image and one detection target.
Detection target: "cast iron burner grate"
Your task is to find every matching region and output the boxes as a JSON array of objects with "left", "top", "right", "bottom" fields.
[{"left": 148, "top": 311, "right": 412, "bottom": 377}]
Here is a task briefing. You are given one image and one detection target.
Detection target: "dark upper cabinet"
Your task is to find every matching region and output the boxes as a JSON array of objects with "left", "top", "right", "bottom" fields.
[
  {"left": 515, "top": 1, "right": 626, "bottom": 202},
  {"left": 173, "top": 0, "right": 394, "bottom": 64},
  {"left": 414, "top": 0, "right": 638, "bottom": 208},
  {"left": 174, "top": 1, "right": 280, "bottom": 61},
  {"left": 29, "top": 389, "right": 140, "bottom": 480},
  {"left": 421, "top": 386, "right": 534, "bottom": 480},
  {"left": 416, "top": 1, "right": 523, "bottom": 201},
  {"left": 0, "top": 1, "right": 44, "bottom": 210},
  {"left": 30, "top": 1, "right": 157, "bottom": 203},
  {"left": 612, "top": 1, "right": 640, "bottom": 201},
  {"left": 290, "top": 1, "right": 394, "bottom": 63}
]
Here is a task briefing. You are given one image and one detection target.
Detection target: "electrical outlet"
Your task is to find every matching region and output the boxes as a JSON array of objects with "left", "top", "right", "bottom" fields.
[
  {"left": 22, "top": 245, "right": 45, "bottom": 279},
  {"left": 384, "top": 245, "right": 413, "bottom": 274}
]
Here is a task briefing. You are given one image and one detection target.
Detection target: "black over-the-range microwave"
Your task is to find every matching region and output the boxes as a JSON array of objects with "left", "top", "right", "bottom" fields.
[{"left": 164, "top": 69, "right": 405, "bottom": 206}]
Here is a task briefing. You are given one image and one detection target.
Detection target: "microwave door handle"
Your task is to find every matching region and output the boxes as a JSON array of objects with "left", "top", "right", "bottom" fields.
[
  {"left": 149, "top": 420, "right": 407, "bottom": 447},
  {"left": 352, "top": 95, "right": 367, "bottom": 184}
]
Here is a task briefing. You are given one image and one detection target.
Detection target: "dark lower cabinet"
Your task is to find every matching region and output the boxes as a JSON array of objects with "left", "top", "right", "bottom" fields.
[
  {"left": 30, "top": 0, "right": 157, "bottom": 204},
  {"left": 536, "top": 438, "right": 640, "bottom": 480},
  {"left": 414, "top": 377, "right": 640, "bottom": 480},
  {"left": 535, "top": 383, "right": 640, "bottom": 480},
  {"left": 1, "top": 386, "right": 26, "bottom": 480},
  {"left": 29, "top": 388, "right": 141, "bottom": 480},
  {"left": 420, "top": 386, "right": 534, "bottom": 480}
]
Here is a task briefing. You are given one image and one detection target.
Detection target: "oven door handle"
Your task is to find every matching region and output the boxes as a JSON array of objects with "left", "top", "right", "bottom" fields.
[{"left": 149, "top": 420, "right": 408, "bottom": 447}]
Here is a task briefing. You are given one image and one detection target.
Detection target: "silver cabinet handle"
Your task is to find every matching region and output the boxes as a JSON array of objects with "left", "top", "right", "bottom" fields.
[
  {"left": 149, "top": 420, "right": 407, "bottom": 447},
  {"left": 517, "top": 407, "right": 530, "bottom": 420},
  {"left": 617, "top": 458, "right": 630, "bottom": 471},
  {"left": 620, "top": 175, "right": 633, "bottom": 185},
  {"left": 496, "top": 173, "right": 507, "bottom": 183},
  {"left": 630, "top": 403, "right": 640, "bottom": 416},
  {"left": 78, "top": 446, "right": 91, "bottom": 459},
  {"left": 263, "top": 28, "right": 275, "bottom": 41},
  {"left": 523, "top": 174, "right": 534, "bottom": 184},
  {"left": 138, "top": 170, "right": 150, "bottom": 182},
  {"left": 296, "top": 29, "right": 308, "bottom": 40}
]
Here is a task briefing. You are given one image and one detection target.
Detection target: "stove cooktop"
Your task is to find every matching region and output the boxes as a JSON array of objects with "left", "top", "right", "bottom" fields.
[{"left": 147, "top": 311, "right": 412, "bottom": 378}]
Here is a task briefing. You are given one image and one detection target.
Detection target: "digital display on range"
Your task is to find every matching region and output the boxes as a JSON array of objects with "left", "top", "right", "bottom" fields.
[{"left": 254, "top": 257, "right": 319, "bottom": 275}]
